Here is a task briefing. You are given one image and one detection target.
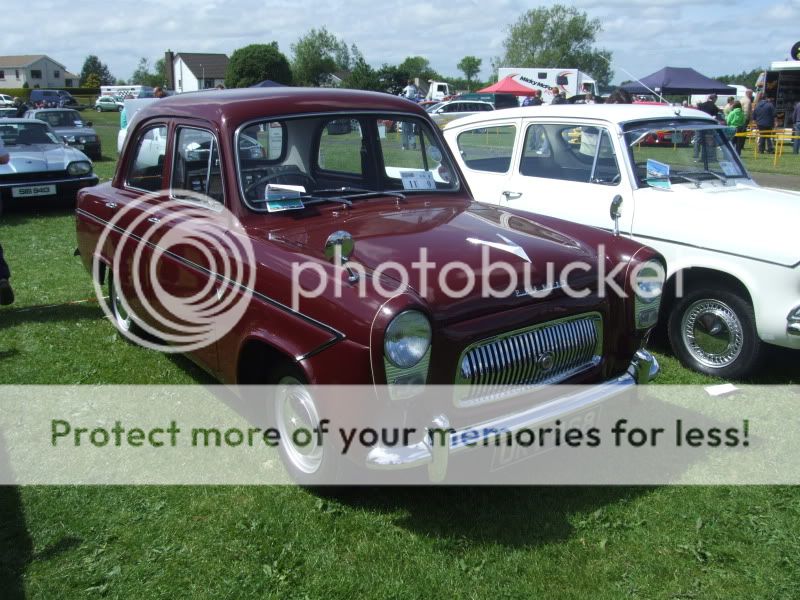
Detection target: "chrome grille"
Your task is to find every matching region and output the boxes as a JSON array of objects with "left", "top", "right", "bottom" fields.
[{"left": 456, "top": 313, "right": 602, "bottom": 406}]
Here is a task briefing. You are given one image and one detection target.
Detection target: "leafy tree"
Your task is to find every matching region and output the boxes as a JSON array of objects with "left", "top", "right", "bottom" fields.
[
  {"left": 345, "top": 56, "right": 382, "bottom": 91},
  {"left": 715, "top": 68, "right": 763, "bottom": 91},
  {"left": 376, "top": 64, "right": 408, "bottom": 95},
  {"left": 397, "top": 56, "right": 440, "bottom": 83},
  {"left": 225, "top": 43, "right": 292, "bottom": 88},
  {"left": 80, "top": 55, "right": 115, "bottom": 86},
  {"left": 129, "top": 57, "right": 166, "bottom": 87},
  {"left": 499, "top": 5, "right": 613, "bottom": 86},
  {"left": 83, "top": 73, "right": 101, "bottom": 89},
  {"left": 457, "top": 56, "right": 482, "bottom": 88},
  {"left": 292, "top": 27, "right": 352, "bottom": 86}
]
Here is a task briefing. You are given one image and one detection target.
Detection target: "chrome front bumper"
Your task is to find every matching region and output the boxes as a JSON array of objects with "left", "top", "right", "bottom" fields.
[{"left": 366, "top": 349, "right": 659, "bottom": 481}]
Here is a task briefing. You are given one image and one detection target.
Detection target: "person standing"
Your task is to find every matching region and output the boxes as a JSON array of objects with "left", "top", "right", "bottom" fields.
[
  {"left": 726, "top": 100, "right": 746, "bottom": 154},
  {"left": 0, "top": 135, "right": 13, "bottom": 306},
  {"left": 752, "top": 96, "right": 776, "bottom": 153},
  {"left": 792, "top": 100, "right": 800, "bottom": 154},
  {"left": 550, "top": 87, "right": 566, "bottom": 104},
  {"left": 740, "top": 90, "right": 754, "bottom": 122},
  {"left": 723, "top": 96, "right": 735, "bottom": 116},
  {"left": 401, "top": 80, "right": 418, "bottom": 101},
  {"left": 697, "top": 94, "right": 720, "bottom": 118}
]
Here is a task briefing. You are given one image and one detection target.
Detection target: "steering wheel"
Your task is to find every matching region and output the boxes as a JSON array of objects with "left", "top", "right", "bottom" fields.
[{"left": 244, "top": 172, "right": 316, "bottom": 198}]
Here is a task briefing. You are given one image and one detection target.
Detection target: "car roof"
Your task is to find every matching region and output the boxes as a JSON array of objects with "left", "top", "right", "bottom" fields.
[
  {"left": 0, "top": 118, "right": 49, "bottom": 124},
  {"left": 134, "top": 87, "right": 429, "bottom": 126},
  {"left": 443, "top": 104, "right": 717, "bottom": 130},
  {"left": 29, "top": 108, "right": 78, "bottom": 113}
]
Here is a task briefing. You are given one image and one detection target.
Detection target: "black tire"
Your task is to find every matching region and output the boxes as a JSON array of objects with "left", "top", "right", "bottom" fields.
[
  {"left": 667, "top": 286, "right": 763, "bottom": 379},
  {"left": 267, "top": 365, "right": 343, "bottom": 486},
  {"left": 96, "top": 106, "right": 102, "bottom": 112}
]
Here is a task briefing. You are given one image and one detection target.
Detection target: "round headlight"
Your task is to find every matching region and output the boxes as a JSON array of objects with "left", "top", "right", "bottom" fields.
[
  {"left": 634, "top": 260, "right": 665, "bottom": 304},
  {"left": 384, "top": 311, "right": 432, "bottom": 369},
  {"left": 67, "top": 161, "right": 92, "bottom": 176}
]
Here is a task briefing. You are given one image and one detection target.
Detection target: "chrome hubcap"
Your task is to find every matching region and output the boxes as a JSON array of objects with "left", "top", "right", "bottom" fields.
[
  {"left": 275, "top": 377, "right": 323, "bottom": 474},
  {"left": 681, "top": 299, "right": 743, "bottom": 368},
  {"left": 111, "top": 278, "right": 132, "bottom": 332}
]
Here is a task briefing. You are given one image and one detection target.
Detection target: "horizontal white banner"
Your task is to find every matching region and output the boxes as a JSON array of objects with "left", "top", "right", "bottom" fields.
[{"left": 0, "top": 385, "right": 797, "bottom": 485}]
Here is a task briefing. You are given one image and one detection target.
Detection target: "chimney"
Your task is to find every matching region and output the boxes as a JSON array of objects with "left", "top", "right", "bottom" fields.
[{"left": 164, "top": 50, "right": 175, "bottom": 91}]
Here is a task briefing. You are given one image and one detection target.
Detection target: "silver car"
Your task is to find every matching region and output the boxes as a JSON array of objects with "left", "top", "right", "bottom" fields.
[
  {"left": 24, "top": 108, "right": 102, "bottom": 160},
  {"left": 428, "top": 100, "right": 495, "bottom": 128},
  {"left": 0, "top": 119, "right": 99, "bottom": 213}
]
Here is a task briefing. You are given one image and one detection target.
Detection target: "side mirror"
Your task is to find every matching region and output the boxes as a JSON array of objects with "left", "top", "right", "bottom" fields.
[
  {"left": 609, "top": 195, "right": 623, "bottom": 236},
  {"left": 86, "top": 121, "right": 93, "bottom": 127}
]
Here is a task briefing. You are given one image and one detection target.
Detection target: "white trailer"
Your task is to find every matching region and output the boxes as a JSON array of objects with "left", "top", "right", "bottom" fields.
[
  {"left": 497, "top": 68, "right": 597, "bottom": 102},
  {"left": 100, "top": 85, "right": 154, "bottom": 99}
]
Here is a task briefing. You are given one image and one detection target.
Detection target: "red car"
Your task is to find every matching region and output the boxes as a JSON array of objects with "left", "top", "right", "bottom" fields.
[{"left": 76, "top": 88, "right": 664, "bottom": 482}]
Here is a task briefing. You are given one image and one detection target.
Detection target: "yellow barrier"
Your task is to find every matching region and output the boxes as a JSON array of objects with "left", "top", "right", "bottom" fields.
[{"left": 734, "top": 129, "right": 800, "bottom": 166}]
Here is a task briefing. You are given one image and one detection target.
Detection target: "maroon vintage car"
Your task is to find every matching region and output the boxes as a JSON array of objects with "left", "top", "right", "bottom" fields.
[{"left": 75, "top": 88, "right": 664, "bottom": 483}]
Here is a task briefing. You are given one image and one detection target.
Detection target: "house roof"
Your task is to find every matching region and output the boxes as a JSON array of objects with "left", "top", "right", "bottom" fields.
[
  {"left": 175, "top": 53, "right": 229, "bottom": 79},
  {"left": 0, "top": 55, "right": 63, "bottom": 69}
]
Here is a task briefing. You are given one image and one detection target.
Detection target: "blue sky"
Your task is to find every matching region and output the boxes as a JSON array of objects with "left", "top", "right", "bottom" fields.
[{"left": 4, "top": 0, "right": 798, "bottom": 84}]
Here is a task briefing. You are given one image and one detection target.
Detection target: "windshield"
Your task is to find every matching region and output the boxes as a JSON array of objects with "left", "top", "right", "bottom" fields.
[
  {"left": 37, "top": 110, "right": 83, "bottom": 128},
  {"left": 0, "top": 122, "right": 60, "bottom": 146},
  {"left": 625, "top": 120, "right": 746, "bottom": 187},
  {"left": 236, "top": 113, "right": 459, "bottom": 213}
]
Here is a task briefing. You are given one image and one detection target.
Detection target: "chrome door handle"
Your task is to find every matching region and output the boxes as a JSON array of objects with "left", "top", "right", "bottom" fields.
[
  {"left": 104, "top": 202, "right": 118, "bottom": 209},
  {"left": 147, "top": 216, "right": 161, "bottom": 224},
  {"left": 502, "top": 191, "right": 522, "bottom": 200}
]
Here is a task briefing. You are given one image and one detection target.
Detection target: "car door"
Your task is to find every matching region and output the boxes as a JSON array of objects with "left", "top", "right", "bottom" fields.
[
  {"left": 502, "top": 120, "right": 634, "bottom": 234},
  {"left": 448, "top": 119, "right": 521, "bottom": 203}
]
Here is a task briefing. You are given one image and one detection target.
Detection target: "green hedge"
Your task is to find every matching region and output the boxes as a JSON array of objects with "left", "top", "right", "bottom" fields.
[{"left": 0, "top": 87, "right": 101, "bottom": 100}]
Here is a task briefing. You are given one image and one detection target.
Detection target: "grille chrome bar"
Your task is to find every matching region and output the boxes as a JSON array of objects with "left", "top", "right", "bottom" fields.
[{"left": 456, "top": 313, "right": 603, "bottom": 407}]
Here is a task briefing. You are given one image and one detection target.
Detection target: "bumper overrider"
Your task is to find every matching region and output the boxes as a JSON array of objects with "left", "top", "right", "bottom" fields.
[{"left": 366, "top": 349, "right": 659, "bottom": 481}]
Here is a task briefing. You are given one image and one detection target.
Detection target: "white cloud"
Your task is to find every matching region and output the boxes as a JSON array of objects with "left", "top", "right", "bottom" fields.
[{"left": 1, "top": 0, "right": 794, "bottom": 84}]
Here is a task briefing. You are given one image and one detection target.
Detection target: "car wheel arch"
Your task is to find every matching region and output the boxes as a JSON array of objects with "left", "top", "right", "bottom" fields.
[
  {"left": 236, "top": 337, "right": 308, "bottom": 384},
  {"left": 661, "top": 266, "right": 753, "bottom": 318}
]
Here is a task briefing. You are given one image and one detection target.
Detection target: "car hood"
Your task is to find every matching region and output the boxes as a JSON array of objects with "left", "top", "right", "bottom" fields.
[
  {"left": 0, "top": 144, "right": 88, "bottom": 173},
  {"left": 52, "top": 125, "right": 97, "bottom": 137},
  {"left": 633, "top": 181, "right": 800, "bottom": 267},
  {"left": 254, "top": 198, "right": 605, "bottom": 321}
]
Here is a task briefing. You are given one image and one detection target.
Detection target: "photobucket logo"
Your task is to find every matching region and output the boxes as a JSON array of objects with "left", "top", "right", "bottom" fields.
[
  {"left": 291, "top": 242, "right": 667, "bottom": 309},
  {"left": 92, "top": 191, "right": 256, "bottom": 353}
]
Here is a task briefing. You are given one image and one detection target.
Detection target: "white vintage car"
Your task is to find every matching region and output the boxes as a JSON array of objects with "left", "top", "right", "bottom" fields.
[{"left": 443, "top": 104, "right": 800, "bottom": 378}]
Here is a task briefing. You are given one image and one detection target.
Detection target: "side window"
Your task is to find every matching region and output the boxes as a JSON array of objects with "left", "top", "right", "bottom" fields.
[
  {"left": 456, "top": 125, "right": 516, "bottom": 173},
  {"left": 378, "top": 118, "right": 453, "bottom": 191},
  {"left": 318, "top": 118, "right": 363, "bottom": 176},
  {"left": 126, "top": 125, "right": 167, "bottom": 191},
  {"left": 171, "top": 127, "right": 224, "bottom": 204},
  {"left": 519, "top": 123, "right": 619, "bottom": 185}
]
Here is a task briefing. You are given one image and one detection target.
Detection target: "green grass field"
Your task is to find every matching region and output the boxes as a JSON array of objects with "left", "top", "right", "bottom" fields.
[{"left": 1, "top": 110, "right": 799, "bottom": 599}]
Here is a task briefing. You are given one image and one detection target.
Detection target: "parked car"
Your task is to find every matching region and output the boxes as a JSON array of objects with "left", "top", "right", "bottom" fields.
[
  {"left": 75, "top": 88, "right": 664, "bottom": 483},
  {"left": 443, "top": 104, "right": 800, "bottom": 378},
  {"left": 428, "top": 99, "right": 495, "bottom": 128},
  {"left": 0, "top": 119, "right": 98, "bottom": 214},
  {"left": 29, "top": 89, "right": 78, "bottom": 108},
  {"left": 0, "top": 107, "right": 17, "bottom": 118},
  {"left": 95, "top": 95, "right": 124, "bottom": 112},
  {"left": 0, "top": 94, "right": 14, "bottom": 107},
  {"left": 23, "top": 108, "right": 102, "bottom": 160}
]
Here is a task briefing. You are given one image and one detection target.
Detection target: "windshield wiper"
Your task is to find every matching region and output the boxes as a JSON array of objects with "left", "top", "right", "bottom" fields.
[
  {"left": 673, "top": 170, "right": 727, "bottom": 187},
  {"left": 646, "top": 173, "right": 700, "bottom": 187},
  {"left": 312, "top": 187, "right": 407, "bottom": 201},
  {"left": 250, "top": 195, "right": 353, "bottom": 207}
]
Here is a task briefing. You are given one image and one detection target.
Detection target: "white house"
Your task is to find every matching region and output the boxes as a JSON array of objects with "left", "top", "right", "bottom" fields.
[
  {"left": 0, "top": 55, "right": 79, "bottom": 88},
  {"left": 165, "top": 51, "right": 229, "bottom": 93}
]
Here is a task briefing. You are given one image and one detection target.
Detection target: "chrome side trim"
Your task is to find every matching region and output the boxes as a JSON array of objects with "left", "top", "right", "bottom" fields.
[{"left": 76, "top": 207, "right": 346, "bottom": 358}]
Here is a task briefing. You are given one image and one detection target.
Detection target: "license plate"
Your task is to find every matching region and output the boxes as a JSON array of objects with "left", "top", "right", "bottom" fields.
[
  {"left": 490, "top": 405, "right": 602, "bottom": 472},
  {"left": 12, "top": 184, "right": 56, "bottom": 198}
]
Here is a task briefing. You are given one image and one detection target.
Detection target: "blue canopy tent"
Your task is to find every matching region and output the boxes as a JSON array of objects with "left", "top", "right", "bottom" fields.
[
  {"left": 621, "top": 67, "right": 735, "bottom": 96},
  {"left": 250, "top": 80, "right": 287, "bottom": 88}
]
